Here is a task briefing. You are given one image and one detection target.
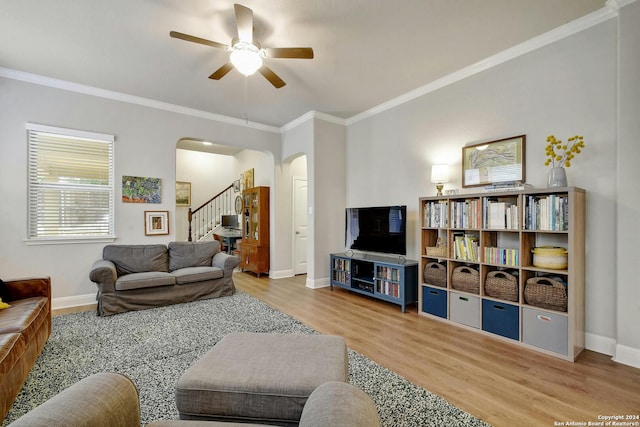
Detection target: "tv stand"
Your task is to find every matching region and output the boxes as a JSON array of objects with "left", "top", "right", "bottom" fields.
[{"left": 330, "top": 252, "right": 418, "bottom": 313}]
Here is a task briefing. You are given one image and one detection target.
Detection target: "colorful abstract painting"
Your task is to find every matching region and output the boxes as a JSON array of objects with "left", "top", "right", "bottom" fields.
[{"left": 122, "top": 176, "right": 161, "bottom": 203}]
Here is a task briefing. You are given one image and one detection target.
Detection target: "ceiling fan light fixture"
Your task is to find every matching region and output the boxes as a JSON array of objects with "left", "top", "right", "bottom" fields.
[{"left": 230, "top": 41, "right": 263, "bottom": 76}]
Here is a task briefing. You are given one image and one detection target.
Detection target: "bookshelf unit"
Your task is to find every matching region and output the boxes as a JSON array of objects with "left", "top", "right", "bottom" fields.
[
  {"left": 239, "top": 186, "right": 269, "bottom": 277},
  {"left": 330, "top": 253, "right": 418, "bottom": 313},
  {"left": 419, "top": 187, "right": 585, "bottom": 361}
]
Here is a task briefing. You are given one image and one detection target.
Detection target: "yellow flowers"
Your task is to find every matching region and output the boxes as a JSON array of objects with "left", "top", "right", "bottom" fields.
[{"left": 544, "top": 135, "right": 585, "bottom": 168}]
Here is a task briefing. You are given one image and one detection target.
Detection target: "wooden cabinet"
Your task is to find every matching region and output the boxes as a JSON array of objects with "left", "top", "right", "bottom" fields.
[
  {"left": 330, "top": 253, "right": 418, "bottom": 313},
  {"left": 419, "top": 187, "right": 585, "bottom": 361},
  {"left": 239, "top": 186, "right": 269, "bottom": 277}
]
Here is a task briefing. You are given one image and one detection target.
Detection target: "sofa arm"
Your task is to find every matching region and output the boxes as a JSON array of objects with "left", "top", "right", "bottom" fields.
[
  {"left": 7, "top": 373, "right": 140, "bottom": 427},
  {"left": 89, "top": 260, "right": 117, "bottom": 293},
  {"left": 4, "top": 277, "right": 51, "bottom": 305},
  {"left": 299, "top": 382, "right": 381, "bottom": 427},
  {"left": 212, "top": 251, "right": 239, "bottom": 275}
]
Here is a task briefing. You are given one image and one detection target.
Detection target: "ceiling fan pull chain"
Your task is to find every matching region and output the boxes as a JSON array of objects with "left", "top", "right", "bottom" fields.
[{"left": 243, "top": 77, "right": 249, "bottom": 124}]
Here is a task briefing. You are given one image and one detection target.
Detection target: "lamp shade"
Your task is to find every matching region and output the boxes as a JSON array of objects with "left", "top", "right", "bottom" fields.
[
  {"left": 230, "top": 42, "right": 263, "bottom": 76},
  {"left": 430, "top": 164, "right": 449, "bottom": 183}
]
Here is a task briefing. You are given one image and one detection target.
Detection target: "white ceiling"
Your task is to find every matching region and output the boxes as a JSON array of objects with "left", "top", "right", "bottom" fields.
[{"left": 1, "top": 0, "right": 605, "bottom": 128}]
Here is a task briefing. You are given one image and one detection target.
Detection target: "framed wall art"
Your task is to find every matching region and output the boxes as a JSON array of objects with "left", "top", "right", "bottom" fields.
[
  {"left": 175, "top": 181, "right": 191, "bottom": 207},
  {"left": 462, "top": 135, "right": 526, "bottom": 187},
  {"left": 243, "top": 168, "right": 254, "bottom": 190},
  {"left": 144, "top": 210, "right": 169, "bottom": 235},
  {"left": 122, "top": 176, "right": 161, "bottom": 203}
]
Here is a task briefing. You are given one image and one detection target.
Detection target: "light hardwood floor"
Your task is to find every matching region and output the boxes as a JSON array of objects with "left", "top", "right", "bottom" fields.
[
  {"left": 56, "top": 273, "right": 640, "bottom": 426},
  {"left": 232, "top": 273, "right": 640, "bottom": 427}
]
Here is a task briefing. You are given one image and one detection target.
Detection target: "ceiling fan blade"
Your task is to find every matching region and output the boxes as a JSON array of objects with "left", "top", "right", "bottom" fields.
[
  {"left": 264, "top": 47, "right": 314, "bottom": 59},
  {"left": 234, "top": 4, "right": 254, "bottom": 43},
  {"left": 258, "top": 65, "right": 286, "bottom": 89},
  {"left": 170, "top": 31, "right": 228, "bottom": 50},
  {"left": 209, "top": 62, "right": 234, "bottom": 80}
]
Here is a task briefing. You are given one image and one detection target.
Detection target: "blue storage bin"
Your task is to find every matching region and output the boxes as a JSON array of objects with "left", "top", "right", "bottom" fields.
[
  {"left": 482, "top": 299, "right": 519, "bottom": 340},
  {"left": 422, "top": 286, "right": 447, "bottom": 318}
]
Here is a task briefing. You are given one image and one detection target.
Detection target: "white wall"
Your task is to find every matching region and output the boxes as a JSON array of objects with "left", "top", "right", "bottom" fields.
[
  {"left": 0, "top": 78, "right": 280, "bottom": 304},
  {"left": 615, "top": 0, "right": 640, "bottom": 366},
  {"left": 345, "top": 20, "right": 619, "bottom": 353}
]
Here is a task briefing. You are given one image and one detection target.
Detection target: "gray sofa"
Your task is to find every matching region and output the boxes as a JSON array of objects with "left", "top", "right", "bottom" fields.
[
  {"left": 89, "top": 241, "right": 238, "bottom": 316},
  {"left": 7, "top": 372, "right": 381, "bottom": 427}
]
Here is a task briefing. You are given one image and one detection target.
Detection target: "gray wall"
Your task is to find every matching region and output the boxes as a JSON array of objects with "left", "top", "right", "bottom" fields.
[
  {"left": 345, "top": 19, "right": 620, "bottom": 354},
  {"left": 615, "top": 0, "right": 640, "bottom": 365},
  {"left": 0, "top": 78, "right": 280, "bottom": 303}
]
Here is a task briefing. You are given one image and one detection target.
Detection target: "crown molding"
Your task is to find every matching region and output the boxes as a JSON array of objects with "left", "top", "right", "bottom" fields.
[
  {"left": 280, "top": 110, "right": 346, "bottom": 133},
  {"left": 606, "top": 0, "right": 639, "bottom": 11},
  {"left": 0, "top": 67, "right": 280, "bottom": 134},
  {"left": 346, "top": 5, "right": 618, "bottom": 126}
]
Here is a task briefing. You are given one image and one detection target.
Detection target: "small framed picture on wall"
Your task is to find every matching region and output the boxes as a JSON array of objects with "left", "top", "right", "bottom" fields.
[{"left": 144, "top": 211, "right": 169, "bottom": 235}]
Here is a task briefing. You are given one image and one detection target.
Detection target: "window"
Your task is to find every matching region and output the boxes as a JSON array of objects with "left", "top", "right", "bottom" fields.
[{"left": 27, "top": 123, "right": 115, "bottom": 241}]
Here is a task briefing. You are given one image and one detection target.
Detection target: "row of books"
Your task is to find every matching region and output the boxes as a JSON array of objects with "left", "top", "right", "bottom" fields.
[
  {"left": 523, "top": 194, "right": 569, "bottom": 231},
  {"left": 425, "top": 196, "right": 569, "bottom": 231},
  {"left": 484, "top": 247, "right": 519, "bottom": 266},
  {"left": 376, "top": 280, "right": 400, "bottom": 298},
  {"left": 450, "top": 199, "right": 482, "bottom": 229},
  {"left": 376, "top": 266, "right": 400, "bottom": 281},
  {"left": 484, "top": 197, "right": 519, "bottom": 230},
  {"left": 452, "top": 233, "right": 480, "bottom": 262},
  {"left": 423, "top": 200, "right": 449, "bottom": 228},
  {"left": 332, "top": 271, "right": 350, "bottom": 284},
  {"left": 333, "top": 258, "right": 351, "bottom": 271}
]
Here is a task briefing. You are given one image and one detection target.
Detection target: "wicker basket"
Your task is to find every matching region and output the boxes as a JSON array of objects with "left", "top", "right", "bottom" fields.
[
  {"left": 524, "top": 277, "right": 568, "bottom": 312},
  {"left": 425, "top": 237, "right": 447, "bottom": 257},
  {"left": 425, "top": 246, "right": 447, "bottom": 257},
  {"left": 423, "top": 262, "right": 447, "bottom": 288},
  {"left": 451, "top": 266, "right": 479, "bottom": 294},
  {"left": 485, "top": 270, "right": 519, "bottom": 302}
]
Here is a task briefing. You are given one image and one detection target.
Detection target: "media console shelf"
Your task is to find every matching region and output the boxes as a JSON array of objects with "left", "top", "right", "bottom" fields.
[
  {"left": 330, "top": 252, "right": 418, "bottom": 313},
  {"left": 419, "top": 187, "right": 585, "bottom": 361}
]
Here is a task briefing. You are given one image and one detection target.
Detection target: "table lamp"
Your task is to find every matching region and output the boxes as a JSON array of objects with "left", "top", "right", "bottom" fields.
[{"left": 430, "top": 164, "right": 449, "bottom": 196}]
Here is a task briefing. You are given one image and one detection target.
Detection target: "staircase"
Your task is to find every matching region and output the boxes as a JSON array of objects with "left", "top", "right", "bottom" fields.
[{"left": 188, "top": 184, "right": 236, "bottom": 241}]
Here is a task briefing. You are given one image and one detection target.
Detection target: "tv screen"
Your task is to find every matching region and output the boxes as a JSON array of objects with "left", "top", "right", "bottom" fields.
[
  {"left": 345, "top": 206, "right": 407, "bottom": 255},
  {"left": 221, "top": 214, "right": 239, "bottom": 229}
]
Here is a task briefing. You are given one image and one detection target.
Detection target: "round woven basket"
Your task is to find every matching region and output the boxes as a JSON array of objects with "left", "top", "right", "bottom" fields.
[
  {"left": 485, "top": 270, "right": 518, "bottom": 302},
  {"left": 423, "top": 262, "right": 447, "bottom": 288},
  {"left": 451, "top": 266, "right": 479, "bottom": 294},
  {"left": 524, "top": 277, "right": 567, "bottom": 312}
]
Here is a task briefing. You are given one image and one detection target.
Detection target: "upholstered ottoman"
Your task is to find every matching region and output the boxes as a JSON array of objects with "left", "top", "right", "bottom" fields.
[{"left": 176, "top": 332, "right": 349, "bottom": 426}]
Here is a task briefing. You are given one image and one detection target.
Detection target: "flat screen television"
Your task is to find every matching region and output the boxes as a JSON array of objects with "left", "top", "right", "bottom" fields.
[
  {"left": 221, "top": 214, "right": 239, "bottom": 229},
  {"left": 345, "top": 205, "right": 407, "bottom": 256}
]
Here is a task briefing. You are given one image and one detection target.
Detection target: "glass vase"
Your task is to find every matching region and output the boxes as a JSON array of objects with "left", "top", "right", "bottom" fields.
[{"left": 547, "top": 167, "right": 568, "bottom": 188}]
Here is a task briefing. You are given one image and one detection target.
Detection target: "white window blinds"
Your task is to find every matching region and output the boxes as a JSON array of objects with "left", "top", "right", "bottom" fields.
[{"left": 27, "top": 123, "right": 115, "bottom": 240}]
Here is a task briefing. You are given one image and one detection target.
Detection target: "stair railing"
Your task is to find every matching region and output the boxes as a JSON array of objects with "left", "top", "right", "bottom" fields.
[{"left": 188, "top": 184, "right": 235, "bottom": 241}]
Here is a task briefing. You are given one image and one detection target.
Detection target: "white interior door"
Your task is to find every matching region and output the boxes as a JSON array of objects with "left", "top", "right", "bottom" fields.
[{"left": 293, "top": 177, "right": 308, "bottom": 275}]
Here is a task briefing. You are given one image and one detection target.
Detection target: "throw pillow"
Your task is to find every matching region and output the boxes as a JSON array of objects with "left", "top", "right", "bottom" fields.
[{"left": 0, "top": 297, "right": 10, "bottom": 309}]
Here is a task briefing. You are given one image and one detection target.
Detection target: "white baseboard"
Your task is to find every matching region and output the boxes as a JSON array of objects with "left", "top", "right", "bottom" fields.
[
  {"left": 612, "top": 344, "right": 640, "bottom": 369},
  {"left": 585, "top": 332, "right": 617, "bottom": 356},
  {"left": 52, "top": 293, "right": 96, "bottom": 310},
  {"left": 268, "top": 269, "right": 294, "bottom": 279},
  {"left": 306, "top": 277, "right": 330, "bottom": 289}
]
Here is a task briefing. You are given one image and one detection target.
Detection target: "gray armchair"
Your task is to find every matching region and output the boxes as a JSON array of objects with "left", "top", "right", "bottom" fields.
[{"left": 8, "top": 373, "right": 381, "bottom": 427}]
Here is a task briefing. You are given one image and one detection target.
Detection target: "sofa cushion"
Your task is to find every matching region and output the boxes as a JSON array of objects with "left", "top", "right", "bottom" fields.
[
  {"left": 0, "top": 297, "right": 49, "bottom": 337},
  {"left": 172, "top": 267, "right": 224, "bottom": 285},
  {"left": 168, "top": 242, "right": 220, "bottom": 272},
  {"left": 115, "top": 272, "right": 175, "bottom": 291},
  {"left": 103, "top": 245, "right": 169, "bottom": 276}
]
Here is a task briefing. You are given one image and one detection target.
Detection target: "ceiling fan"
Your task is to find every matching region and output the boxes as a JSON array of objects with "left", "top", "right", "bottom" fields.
[{"left": 170, "top": 3, "right": 314, "bottom": 89}]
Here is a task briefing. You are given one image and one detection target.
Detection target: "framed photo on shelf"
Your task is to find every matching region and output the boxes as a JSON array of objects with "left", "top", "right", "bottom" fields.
[
  {"left": 462, "top": 135, "right": 526, "bottom": 187},
  {"left": 175, "top": 181, "right": 191, "bottom": 207},
  {"left": 144, "top": 211, "right": 169, "bottom": 235}
]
